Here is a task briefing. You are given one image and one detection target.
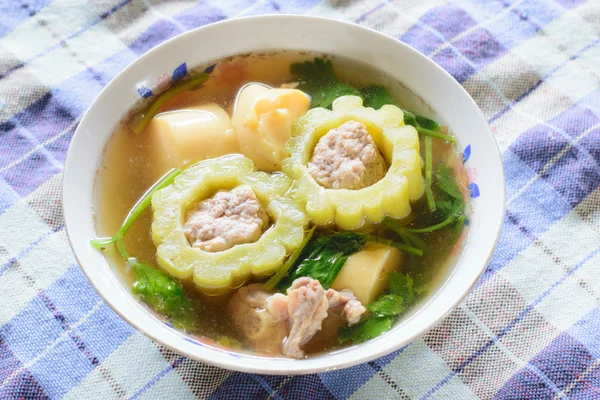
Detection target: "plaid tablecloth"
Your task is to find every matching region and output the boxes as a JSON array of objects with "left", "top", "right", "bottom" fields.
[{"left": 1, "top": 0, "right": 599, "bottom": 398}]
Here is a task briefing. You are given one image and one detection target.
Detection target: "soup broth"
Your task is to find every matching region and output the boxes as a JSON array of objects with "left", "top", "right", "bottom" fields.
[{"left": 94, "top": 51, "right": 469, "bottom": 357}]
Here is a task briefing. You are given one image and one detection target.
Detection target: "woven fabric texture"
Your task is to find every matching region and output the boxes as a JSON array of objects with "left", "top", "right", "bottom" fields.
[{"left": 1, "top": 0, "right": 600, "bottom": 398}]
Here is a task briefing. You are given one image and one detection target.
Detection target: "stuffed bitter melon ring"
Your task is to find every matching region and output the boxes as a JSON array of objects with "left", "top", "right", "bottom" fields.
[
  {"left": 152, "top": 154, "right": 308, "bottom": 292},
  {"left": 282, "top": 96, "right": 424, "bottom": 230}
]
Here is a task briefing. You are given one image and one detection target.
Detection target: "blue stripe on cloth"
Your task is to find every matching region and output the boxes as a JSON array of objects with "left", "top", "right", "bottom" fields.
[
  {"left": 320, "top": 363, "right": 380, "bottom": 399},
  {"left": 401, "top": 24, "right": 446, "bottom": 55},
  {"left": 419, "top": 4, "right": 477, "bottom": 41},
  {"left": 493, "top": 367, "right": 558, "bottom": 399},
  {"left": 568, "top": 367, "right": 600, "bottom": 400},
  {"left": 129, "top": 19, "right": 182, "bottom": 56},
  {"left": 554, "top": 0, "right": 589, "bottom": 9},
  {"left": 0, "top": 177, "right": 20, "bottom": 215},
  {"left": 1, "top": 150, "right": 61, "bottom": 197},
  {"left": 268, "top": 0, "right": 322, "bottom": 13},
  {"left": 0, "top": 120, "right": 35, "bottom": 169},
  {"left": 275, "top": 374, "right": 336, "bottom": 400},
  {"left": 12, "top": 92, "right": 77, "bottom": 144},
  {"left": 75, "top": 303, "right": 136, "bottom": 364},
  {"left": 541, "top": 145, "right": 600, "bottom": 208},
  {"left": 42, "top": 265, "right": 102, "bottom": 324},
  {"left": 489, "top": 37, "right": 600, "bottom": 124},
  {"left": 0, "top": 368, "right": 50, "bottom": 400},
  {"left": 0, "top": 0, "right": 52, "bottom": 38},
  {"left": 0, "top": 264, "right": 132, "bottom": 397},
  {"left": 0, "top": 0, "right": 133, "bottom": 81},
  {"left": 208, "top": 372, "right": 272, "bottom": 400},
  {"left": 422, "top": 247, "right": 600, "bottom": 399},
  {"left": 130, "top": 356, "right": 185, "bottom": 400},
  {"left": 569, "top": 305, "right": 600, "bottom": 359},
  {"left": 0, "top": 334, "right": 24, "bottom": 384},
  {"left": 578, "top": 87, "right": 600, "bottom": 119},
  {"left": 172, "top": 2, "right": 226, "bottom": 31},
  {"left": 29, "top": 336, "right": 98, "bottom": 398},
  {"left": 0, "top": 288, "right": 79, "bottom": 363},
  {"left": 496, "top": 332, "right": 595, "bottom": 397}
]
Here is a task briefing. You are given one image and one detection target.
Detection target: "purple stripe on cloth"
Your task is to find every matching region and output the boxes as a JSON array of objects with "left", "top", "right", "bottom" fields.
[
  {"left": 0, "top": 368, "right": 50, "bottom": 400},
  {"left": 424, "top": 248, "right": 600, "bottom": 399},
  {"left": 45, "top": 127, "right": 75, "bottom": 164},
  {"left": 454, "top": 27, "right": 507, "bottom": 68},
  {"left": 13, "top": 93, "right": 77, "bottom": 144},
  {"left": 0, "top": 334, "right": 24, "bottom": 383},
  {"left": 0, "top": 292, "right": 80, "bottom": 363},
  {"left": 553, "top": 0, "right": 589, "bottom": 9},
  {"left": 420, "top": 4, "right": 477, "bottom": 41},
  {"left": 0, "top": 0, "right": 133, "bottom": 81},
  {"left": 277, "top": 374, "right": 336, "bottom": 400},
  {"left": 541, "top": 145, "right": 600, "bottom": 208},
  {"left": 129, "top": 19, "right": 182, "bottom": 56},
  {"left": 29, "top": 338, "right": 97, "bottom": 398},
  {"left": 0, "top": 120, "right": 35, "bottom": 169},
  {"left": 569, "top": 366, "right": 600, "bottom": 399},
  {"left": 530, "top": 332, "right": 594, "bottom": 390},
  {"left": 0, "top": 0, "right": 52, "bottom": 38},
  {"left": 208, "top": 372, "right": 271, "bottom": 400},
  {"left": 494, "top": 368, "right": 557, "bottom": 399},
  {"left": 489, "top": 37, "right": 600, "bottom": 124},
  {"left": 320, "top": 362, "right": 379, "bottom": 398},
  {"left": 569, "top": 305, "right": 600, "bottom": 359},
  {"left": 1, "top": 151, "right": 61, "bottom": 197},
  {"left": 75, "top": 303, "right": 136, "bottom": 363},
  {"left": 401, "top": 25, "right": 446, "bottom": 55},
  {"left": 496, "top": 332, "right": 595, "bottom": 397},
  {"left": 172, "top": 3, "right": 226, "bottom": 31},
  {"left": 43, "top": 266, "right": 102, "bottom": 325},
  {"left": 130, "top": 356, "right": 185, "bottom": 400},
  {"left": 579, "top": 127, "right": 600, "bottom": 164},
  {"left": 432, "top": 48, "right": 477, "bottom": 83}
]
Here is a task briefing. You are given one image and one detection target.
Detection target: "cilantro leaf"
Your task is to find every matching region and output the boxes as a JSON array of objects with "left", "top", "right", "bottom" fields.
[
  {"left": 435, "top": 164, "right": 463, "bottom": 200},
  {"left": 290, "top": 58, "right": 337, "bottom": 86},
  {"left": 132, "top": 262, "right": 198, "bottom": 330},
  {"left": 415, "top": 115, "right": 441, "bottom": 131},
  {"left": 278, "top": 232, "right": 366, "bottom": 291},
  {"left": 388, "top": 272, "right": 416, "bottom": 304},
  {"left": 367, "top": 294, "right": 406, "bottom": 316},
  {"left": 338, "top": 272, "right": 418, "bottom": 344},
  {"left": 316, "top": 83, "right": 363, "bottom": 109},
  {"left": 338, "top": 315, "right": 394, "bottom": 343},
  {"left": 361, "top": 85, "right": 396, "bottom": 109},
  {"left": 291, "top": 58, "right": 362, "bottom": 109}
]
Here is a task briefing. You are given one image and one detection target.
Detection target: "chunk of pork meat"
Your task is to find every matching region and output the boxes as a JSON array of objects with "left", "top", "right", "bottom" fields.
[
  {"left": 229, "top": 278, "right": 367, "bottom": 359},
  {"left": 265, "top": 278, "right": 367, "bottom": 359},
  {"left": 279, "top": 277, "right": 330, "bottom": 359},
  {"left": 307, "top": 120, "right": 386, "bottom": 190},
  {"left": 325, "top": 289, "right": 366, "bottom": 325},
  {"left": 228, "top": 284, "right": 287, "bottom": 355},
  {"left": 183, "top": 186, "right": 268, "bottom": 252}
]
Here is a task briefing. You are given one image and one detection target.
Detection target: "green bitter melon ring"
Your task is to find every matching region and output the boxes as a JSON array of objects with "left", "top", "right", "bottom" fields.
[
  {"left": 282, "top": 95, "right": 424, "bottom": 230},
  {"left": 151, "top": 154, "right": 308, "bottom": 292}
]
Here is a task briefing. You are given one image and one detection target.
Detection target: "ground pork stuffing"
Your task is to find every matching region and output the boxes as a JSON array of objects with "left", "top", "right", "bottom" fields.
[
  {"left": 183, "top": 185, "right": 269, "bottom": 252},
  {"left": 307, "top": 120, "right": 387, "bottom": 190}
]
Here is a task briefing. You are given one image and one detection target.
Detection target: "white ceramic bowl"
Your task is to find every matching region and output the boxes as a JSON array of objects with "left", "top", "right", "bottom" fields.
[{"left": 63, "top": 15, "right": 505, "bottom": 374}]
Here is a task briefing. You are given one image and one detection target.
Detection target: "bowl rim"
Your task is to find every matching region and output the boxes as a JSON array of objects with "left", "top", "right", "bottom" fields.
[{"left": 63, "top": 14, "right": 506, "bottom": 374}]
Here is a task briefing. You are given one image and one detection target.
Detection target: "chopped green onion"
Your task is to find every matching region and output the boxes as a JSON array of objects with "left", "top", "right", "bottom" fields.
[
  {"left": 91, "top": 167, "right": 181, "bottom": 260},
  {"left": 131, "top": 73, "right": 209, "bottom": 134},
  {"left": 424, "top": 136, "right": 436, "bottom": 212},
  {"left": 403, "top": 215, "right": 458, "bottom": 233},
  {"left": 264, "top": 226, "right": 315, "bottom": 291},
  {"left": 416, "top": 126, "right": 456, "bottom": 143},
  {"left": 363, "top": 234, "right": 423, "bottom": 256}
]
